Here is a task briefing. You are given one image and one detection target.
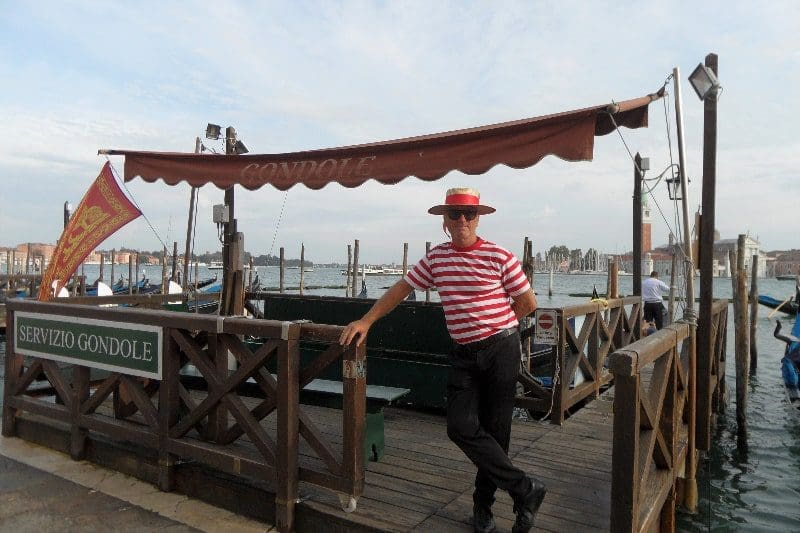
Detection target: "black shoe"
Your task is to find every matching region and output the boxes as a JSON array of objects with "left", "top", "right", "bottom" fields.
[
  {"left": 473, "top": 504, "right": 496, "bottom": 533},
  {"left": 512, "top": 477, "right": 547, "bottom": 533}
]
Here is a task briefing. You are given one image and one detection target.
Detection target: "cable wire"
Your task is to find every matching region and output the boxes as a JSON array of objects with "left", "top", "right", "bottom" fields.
[{"left": 106, "top": 159, "right": 169, "bottom": 251}]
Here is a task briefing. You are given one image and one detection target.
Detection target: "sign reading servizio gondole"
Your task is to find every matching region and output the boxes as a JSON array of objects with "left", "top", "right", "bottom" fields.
[{"left": 14, "top": 312, "right": 162, "bottom": 380}]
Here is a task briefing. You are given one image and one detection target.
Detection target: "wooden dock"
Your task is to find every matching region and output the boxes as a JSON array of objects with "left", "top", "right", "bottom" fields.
[
  {"left": 2, "top": 299, "right": 728, "bottom": 532},
  {"left": 10, "top": 390, "right": 615, "bottom": 531}
]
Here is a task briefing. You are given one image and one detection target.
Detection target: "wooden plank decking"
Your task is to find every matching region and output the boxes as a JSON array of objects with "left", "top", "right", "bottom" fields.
[{"left": 9, "top": 386, "right": 621, "bottom": 532}]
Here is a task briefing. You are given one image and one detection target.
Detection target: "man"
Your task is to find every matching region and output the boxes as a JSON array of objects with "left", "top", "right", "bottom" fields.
[
  {"left": 642, "top": 270, "right": 670, "bottom": 330},
  {"left": 340, "top": 187, "right": 546, "bottom": 533}
]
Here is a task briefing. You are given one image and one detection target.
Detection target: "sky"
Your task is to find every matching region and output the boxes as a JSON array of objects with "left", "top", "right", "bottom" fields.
[{"left": 0, "top": 1, "right": 798, "bottom": 265}]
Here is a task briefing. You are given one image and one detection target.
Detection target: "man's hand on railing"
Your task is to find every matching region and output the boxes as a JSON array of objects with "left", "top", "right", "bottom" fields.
[{"left": 339, "top": 319, "right": 372, "bottom": 347}]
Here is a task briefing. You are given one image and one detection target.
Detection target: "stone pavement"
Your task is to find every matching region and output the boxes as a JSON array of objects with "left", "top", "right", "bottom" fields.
[{"left": 0, "top": 435, "right": 274, "bottom": 532}]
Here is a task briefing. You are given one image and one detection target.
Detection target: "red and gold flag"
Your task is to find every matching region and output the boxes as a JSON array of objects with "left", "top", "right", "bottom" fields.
[{"left": 39, "top": 162, "right": 141, "bottom": 301}]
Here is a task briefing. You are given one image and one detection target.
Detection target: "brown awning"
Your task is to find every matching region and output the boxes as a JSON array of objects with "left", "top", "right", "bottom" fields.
[{"left": 104, "top": 90, "right": 662, "bottom": 191}]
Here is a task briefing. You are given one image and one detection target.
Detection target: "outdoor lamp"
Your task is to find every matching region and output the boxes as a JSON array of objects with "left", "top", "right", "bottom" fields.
[
  {"left": 233, "top": 140, "right": 249, "bottom": 155},
  {"left": 688, "top": 63, "right": 720, "bottom": 101},
  {"left": 666, "top": 173, "right": 682, "bottom": 201},
  {"left": 206, "top": 123, "right": 222, "bottom": 140}
]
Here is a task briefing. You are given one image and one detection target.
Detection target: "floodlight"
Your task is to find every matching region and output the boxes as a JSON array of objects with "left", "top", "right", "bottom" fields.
[
  {"left": 233, "top": 140, "right": 249, "bottom": 155},
  {"left": 688, "top": 64, "right": 720, "bottom": 101},
  {"left": 206, "top": 123, "right": 222, "bottom": 140}
]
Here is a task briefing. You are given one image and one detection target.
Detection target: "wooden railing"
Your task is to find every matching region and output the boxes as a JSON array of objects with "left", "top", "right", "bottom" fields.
[
  {"left": 516, "top": 296, "right": 642, "bottom": 424},
  {"left": 608, "top": 322, "right": 690, "bottom": 532},
  {"left": 696, "top": 299, "right": 729, "bottom": 450},
  {"left": 2, "top": 300, "right": 365, "bottom": 532}
]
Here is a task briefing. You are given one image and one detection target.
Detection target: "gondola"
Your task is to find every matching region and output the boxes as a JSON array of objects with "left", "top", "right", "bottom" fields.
[
  {"left": 758, "top": 295, "right": 799, "bottom": 316},
  {"left": 775, "top": 319, "right": 800, "bottom": 413}
]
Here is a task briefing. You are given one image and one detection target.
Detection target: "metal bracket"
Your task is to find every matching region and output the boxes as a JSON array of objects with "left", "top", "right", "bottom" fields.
[{"left": 343, "top": 360, "right": 366, "bottom": 380}]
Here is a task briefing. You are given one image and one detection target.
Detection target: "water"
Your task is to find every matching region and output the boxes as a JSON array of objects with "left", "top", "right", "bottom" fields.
[{"left": 2, "top": 269, "right": 799, "bottom": 530}]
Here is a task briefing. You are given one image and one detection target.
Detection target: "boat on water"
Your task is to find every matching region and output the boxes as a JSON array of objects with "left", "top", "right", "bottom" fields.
[
  {"left": 775, "top": 319, "right": 800, "bottom": 412},
  {"left": 340, "top": 267, "right": 402, "bottom": 276},
  {"left": 777, "top": 274, "right": 799, "bottom": 281},
  {"left": 207, "top": 261, "right": 224, "bottom": 270},
  {"left": 758, "top": 294, "right": 799, "bottom": 316}
]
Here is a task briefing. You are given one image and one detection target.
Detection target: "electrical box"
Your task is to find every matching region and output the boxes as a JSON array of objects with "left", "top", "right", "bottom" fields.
[
  {"left": 640, "top": 157, "right": 651, "bottom": 172},
  {"left": 213, "top": 204, "right": 230, "bottom": 224}
]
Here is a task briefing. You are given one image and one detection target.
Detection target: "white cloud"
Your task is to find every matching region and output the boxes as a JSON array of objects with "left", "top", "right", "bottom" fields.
[{"left": 1, "top": 1, "right": 798, "bottom": 262}]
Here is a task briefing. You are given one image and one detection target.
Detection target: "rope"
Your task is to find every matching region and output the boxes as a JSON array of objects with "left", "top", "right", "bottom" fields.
[
  {"left": 268, "top": 191, "right": 289, "bottom": 256},
  {"left": 106, "top": 159, "right": 169, "bottom": 251},
  {"left": 539, "top": 343, "right": 561, "bottom": 422}
]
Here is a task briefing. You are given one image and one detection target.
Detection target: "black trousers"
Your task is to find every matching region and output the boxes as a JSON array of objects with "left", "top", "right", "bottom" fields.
[
  {"left": 446, "top": 330, "right": 530, "bottom": 508},
  {"left": 644, "top": 301, "right": 665, "bottom": 330}
]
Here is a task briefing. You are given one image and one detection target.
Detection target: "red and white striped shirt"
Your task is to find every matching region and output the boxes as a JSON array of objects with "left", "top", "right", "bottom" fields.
[{"left": 404, "top": 238, "right": 531, "bottom": 344}]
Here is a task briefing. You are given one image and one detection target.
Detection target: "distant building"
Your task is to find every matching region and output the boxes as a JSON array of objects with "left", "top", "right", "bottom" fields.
[
  {"left": 713, "top": 237, "right": 766, "bottom": 278},
  {"left": 768, "top": 249, "right": 800, "bottom": 277}
]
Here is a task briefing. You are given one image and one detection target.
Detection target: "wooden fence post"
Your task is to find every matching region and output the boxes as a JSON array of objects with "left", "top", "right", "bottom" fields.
[
  {"left": 551, "top": 310, "right": 567, "bottom": 425},
  {"left": 299, "top": 243, "right": 305, "bottom": 296},
  {"left": 158, "top": 328, "right": 180, "bottom": 491},
  {"left": 2, "top": 310, "right": 20, "bottom": 437},
  {"left": 610, "top": 373, "right": 640, "bottom": 532},
  {"left": 70, "top": 364, "right": 90, "bottom": 460},
  {"left": 342, "top": 341, "right": 367, "bottom": 506},
  {"left": 276, "top": 323, "right": 301, "bottom": 532}
]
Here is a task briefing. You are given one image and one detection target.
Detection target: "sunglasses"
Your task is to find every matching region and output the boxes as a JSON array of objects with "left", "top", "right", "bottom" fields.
[{"left": 446, "top": 208, "right": 478, "bottom": 221}]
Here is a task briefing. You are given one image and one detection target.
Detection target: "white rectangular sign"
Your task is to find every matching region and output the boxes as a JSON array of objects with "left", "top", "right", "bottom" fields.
[{"left": 533, "top": 309, "right": 558, "bottom": 345}]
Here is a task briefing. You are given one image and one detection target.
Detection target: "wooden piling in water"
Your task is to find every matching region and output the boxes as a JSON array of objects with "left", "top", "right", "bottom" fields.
[
  {"left": 99, "top": 253, "right": 105, "bottom": 283},
  {"left": 749, "top": 255, "right": 758, "bottom": 372},
  {"left": 734, "top": 234, "right": 749, "bottom": 452},
  {"left": 161, "top": 247, "right": 167, "bottom": 294},
  {"left": 299, "top": 244, "right": 305, "bottom": 296},
  {"left": 668, "top": 234, "right": 677, "bottom": 324},
  {"left": 346, "top": 245, "right": 352, "bottom": 296},
  {"left": 425, "top": 242, "right": 431, "bottom": 302},
  {"left": 608, "top": 259, "right": 619, "bottom": 298},
  {"left": 549, "top": 266, "right": 553, "bottom": 297},
  {"left": 352, "top": 240, "right": 360, "bottom": 298},
  {"left": 402, "top": 243, "right": 408, "bottom": 275},
  {"left": 194, "top": 261, "right": 199, "bottom": 292},
  {"left": 25, "top": 243, "right": 30, "bottom": 275},
  {"left": 110, "top": 249, "right": 116, "bottom": 286},
  {"left": 172, "top": 241, "right": 178, "bottom": 282},
  {"left": 279, "top": 247, "right": 285, "bottom": 293},
  {"left": 128, "top": 255, "right": 134, "bottom": 294},
  {"left": 248, "top": 257, "right": 254, "bottom": 291}
]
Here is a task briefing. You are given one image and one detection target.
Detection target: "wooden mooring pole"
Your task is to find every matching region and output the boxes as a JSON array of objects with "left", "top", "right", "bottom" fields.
[
  {"left": 110, "top": 249, "right": 116, "bottom": 285},
  {"left": 279, "top": 247, "right": 285, "bottom": 293},
  {"left": 749, "top": 255, "right": 758, "bottom": 372},
  {"left": 607, "top": 259, "right": 618, "bottom": 298},
  {"left": 352, "top": 240, "right": 360, "bottom": 298},
  {"left": 299, "top": 243, "right": 305, "bottom": 296},
  {"left": 425, "top": 242, "right": 431, "bottom": 302},
  {"left": 346, "top": 244, "right": 352, "bottom": 296},
  {"left": 668, "top": 233, "right": 677, "bottom": 324},
  {"left": 735, "top": 234, "right": 749, "bottom": 452},
  {"left": 128, "top": 254, "right": 134, "bottom": 294}
]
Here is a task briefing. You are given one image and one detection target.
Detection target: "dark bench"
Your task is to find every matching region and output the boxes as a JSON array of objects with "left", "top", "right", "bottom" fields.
[{"left": 298, "top": 378, "right": 410, "bottom": 462}]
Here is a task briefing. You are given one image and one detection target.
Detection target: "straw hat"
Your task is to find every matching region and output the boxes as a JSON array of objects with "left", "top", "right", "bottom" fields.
[{"left": 427, "top": 187, "right": 495, "bottom": 215}]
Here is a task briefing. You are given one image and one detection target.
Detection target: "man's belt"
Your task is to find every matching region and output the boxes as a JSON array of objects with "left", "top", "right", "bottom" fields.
[{"left": 460, "top": 328, "right": 517, "bottom": 352}]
